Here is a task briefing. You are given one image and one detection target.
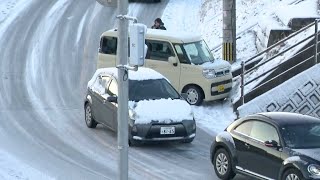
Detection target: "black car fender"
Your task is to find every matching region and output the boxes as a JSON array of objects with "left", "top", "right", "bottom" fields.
[
  {"left": 210, "top": 132, "right": 238, "bottom": 170},
  {"left": 278, "top": 156, "right": 309, "bottom": 179}
]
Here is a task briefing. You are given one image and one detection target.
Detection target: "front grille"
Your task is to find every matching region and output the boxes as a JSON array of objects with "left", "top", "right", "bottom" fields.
[{"left": 145, "top": 123, "right": 187, "bottom": 139}]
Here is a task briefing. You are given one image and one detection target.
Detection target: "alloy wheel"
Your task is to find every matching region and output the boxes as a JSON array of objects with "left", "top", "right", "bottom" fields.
[
  {"left": 216, "top": 153, "right": 229, "bottom": 175},
  {"left": 285, "top": 174, "right": 300, "bottom": 180},
  {"left": 186, "top": 88, "right": 198, "bottom": 105},
  {"left": 85, "top": 105, "right": 92, "bottom": 125}
]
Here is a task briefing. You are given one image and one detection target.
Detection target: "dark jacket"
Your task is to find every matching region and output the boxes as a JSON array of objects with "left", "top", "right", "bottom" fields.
[{"left": 151, "top": 23, "right": 166, "bottom": 30}]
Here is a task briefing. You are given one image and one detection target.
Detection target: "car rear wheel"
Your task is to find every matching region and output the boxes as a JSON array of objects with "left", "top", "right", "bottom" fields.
[
  {"left": 85, "top": 103, "right": 98, "bottom": 128},
  {"left": 183, "top": 85, "right": 203, "bottom": 106},
  {"left": 213, "top": 148, "right": 235, "bottom": 180},
  {"left": 282, "top": 168, "right": 304, "bottom": 180}
]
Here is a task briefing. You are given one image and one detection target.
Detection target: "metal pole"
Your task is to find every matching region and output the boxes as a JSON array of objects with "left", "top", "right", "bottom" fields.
[
  {"left": 241, "top": 61, "right": 245, "bottom": 105},
  {"left": 222, "top": 0, "right": 236, "bottom": 63},
  {"left": 315, "top": 19, "right": 318, "bottom": 64},
  {"left": 117, "top": 0, "right": 129, "bottom": 179}
]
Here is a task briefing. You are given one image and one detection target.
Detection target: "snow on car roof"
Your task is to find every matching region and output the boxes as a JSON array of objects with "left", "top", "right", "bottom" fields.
[
  {"left": 87, "top": 67, "right": 166, "bottom": 88},
  {"left": 101, "top": 28, "right": 202, "bottom": 44}
]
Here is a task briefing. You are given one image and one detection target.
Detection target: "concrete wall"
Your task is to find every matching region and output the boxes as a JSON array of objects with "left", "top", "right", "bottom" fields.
[{"left": 238, "top": 64, "right": 320, "bottom": 118}]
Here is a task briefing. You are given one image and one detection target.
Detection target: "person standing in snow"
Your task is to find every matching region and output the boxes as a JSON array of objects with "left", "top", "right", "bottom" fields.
[{"left": 151, "top": 18, "right": 166, "bottom": 30}]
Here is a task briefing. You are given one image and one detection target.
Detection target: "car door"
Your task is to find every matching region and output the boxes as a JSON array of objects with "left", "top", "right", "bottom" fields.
[
  {"left": 90, "top": 75, "right": 111, "bottom": 124},
  {"left": 145, "top": 40, "right": 181, "bottom": 90},
  {"left": 231, "top": 120, "right": 254, "bottom": 169},
  {"left": 103, "top": 78, "right": 118, "bottom": 131},
  {"left": 245, "top": 120, "right": 283, "bottom": 179}
]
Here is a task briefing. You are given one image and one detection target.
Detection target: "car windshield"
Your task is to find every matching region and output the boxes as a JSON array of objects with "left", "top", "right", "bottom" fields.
[
  {"left": 280, "top": 123, "right": 320, "bottom": 149},
  {"left": 182, "top": 40, "right": 214, "bottom": 65},
  {"left": 129, "top": 79, "right": 181, "bottom": 102}
]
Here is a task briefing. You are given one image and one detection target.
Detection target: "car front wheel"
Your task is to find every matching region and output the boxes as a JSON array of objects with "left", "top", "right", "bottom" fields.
[
  {"left": 183, "top": 85, "right": 203, "bottom": 106},
  {"left": 85, "top": 103, "right": 98, "bottom": 128},
  {"left": 282, "top": 168, "right": 304, "bottom": 180},
  {"left": 213, "top": 148, "right": 235, "bottom": 180}
]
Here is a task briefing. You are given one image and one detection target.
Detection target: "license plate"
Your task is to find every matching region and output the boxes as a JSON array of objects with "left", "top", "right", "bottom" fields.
[
  {"left": 217, "top": 85, "right": 225, "bottom": 92},
  {"left": 160, "top": 127, "right": 175, "bottom": 135}
]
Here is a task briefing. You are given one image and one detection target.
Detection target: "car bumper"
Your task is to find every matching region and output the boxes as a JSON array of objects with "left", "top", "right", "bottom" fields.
[
  {"left": 130, "top": 120, "right": 196, "bottom": 142},
  {"left": 132, "top": 133, "right": 196, "bottom": 141}
]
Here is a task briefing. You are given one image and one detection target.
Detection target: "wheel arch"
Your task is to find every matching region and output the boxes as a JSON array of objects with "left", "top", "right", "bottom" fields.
[
  {"left": 181, "top": 84, "right": 205, "bottom": 99},
  {"left": 211, "top": 132, "right": 238, "bottom": 171},
  {"left": 279, "top": 156, "right": 309, "bottom": 180}
]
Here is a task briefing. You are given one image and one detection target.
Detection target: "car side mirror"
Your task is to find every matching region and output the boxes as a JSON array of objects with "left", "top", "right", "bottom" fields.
[
  {"left": 107, "top": 96, "right": 118, "bottom": 103},
  {"left": 264, "top": 140, "right": 279, "bottom": 148},
  {"left": 168, "top": 56, "right": 178, "bottom": 66},
  {"left": 181, "top": 93, "right": 188, "bottom": 100}
]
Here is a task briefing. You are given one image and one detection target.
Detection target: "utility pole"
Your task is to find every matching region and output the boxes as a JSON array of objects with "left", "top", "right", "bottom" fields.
[
  {"left": 116, "top": 0, "right": 129, "bottom": 179},
  {"left": 223, "top": 0, "right": 236, "bottom": 63}
]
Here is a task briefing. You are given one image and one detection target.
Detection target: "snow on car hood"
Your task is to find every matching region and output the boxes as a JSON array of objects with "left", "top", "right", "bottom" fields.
[
  {"left": 201, "top": 59, "right": 231, "bottom": 70},
  {"left": 128, "top": 99, "right": 193, "bottom": 124}
]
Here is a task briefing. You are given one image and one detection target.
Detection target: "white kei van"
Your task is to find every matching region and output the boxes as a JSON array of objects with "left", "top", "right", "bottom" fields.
[{"left": 97, "top": 29, "right": 232, "bottom": 105}]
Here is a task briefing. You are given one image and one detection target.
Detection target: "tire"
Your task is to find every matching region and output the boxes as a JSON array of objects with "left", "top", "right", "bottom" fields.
[
  {"left": 85, "top": 103, "right": 98, "bottom": 128},
  {"left": 213, "top": 148, "right": 235, "bottom": 180},
  {"left": 282, "top": 168, "right": 304, "bottom": 180},
  {"left": 183, "top": 85, "right": 204, "bottom": 106}
]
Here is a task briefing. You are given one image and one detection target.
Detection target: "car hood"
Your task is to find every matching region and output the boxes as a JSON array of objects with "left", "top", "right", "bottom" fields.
[
  {"left": 128, "top": 99, "right": 193, "bottom": 124},
  {"left": 291, "top": 148, "right": 320, "bottom": 162},
  {"left": 201, "top": 59, "right": 231, "bottom": 70}
]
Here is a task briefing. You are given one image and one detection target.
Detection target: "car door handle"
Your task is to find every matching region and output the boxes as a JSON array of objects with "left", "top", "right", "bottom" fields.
[{"left": 245, "top": 143, "right": 250, "bottom": 149}]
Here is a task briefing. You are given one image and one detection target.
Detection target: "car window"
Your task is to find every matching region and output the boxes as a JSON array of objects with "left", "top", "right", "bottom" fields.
[
  {"left": 129, "top": 79, "right": 180, "bottom": 101},
  {"left": 250, "top": 121, "right": 280, "bottom": 144},
  {"left": 100, "top": 37, "right": 117, "bottom": 55},
  {"left": 146, "top": 40, "right": 174, "bottom": 61},
  {"left": 174, "top": 44, "right": 190, "bottom": 64},
  {"left": 234, "top": 121, "right": 253, "bottom": 136},
  {"left": 91, "top": 76, "right": 111, "bottom": 95},
  {"left": 281, "top": 123, "right": 320, "bottom": 148},
  {"left": 107, "top": 79, "right": 118, "bottom": 96}
]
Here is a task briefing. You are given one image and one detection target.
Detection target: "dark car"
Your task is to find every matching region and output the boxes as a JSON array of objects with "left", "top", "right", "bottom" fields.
[
  {"left": 84, "top": 67, "right": 196, "bottom": 146},
  {"left": 210, "top": 112, "right": 320, "bottom": 180}
]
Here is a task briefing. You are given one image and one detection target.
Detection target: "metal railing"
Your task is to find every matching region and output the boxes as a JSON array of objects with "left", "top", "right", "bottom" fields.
[{"left": 239, "top": 19, "right": 320, "bottom": 106}]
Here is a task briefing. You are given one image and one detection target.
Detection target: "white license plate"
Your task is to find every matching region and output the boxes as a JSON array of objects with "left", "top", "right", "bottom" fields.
[
  {"left": 217, "top": 85, "right": 225, "bottom": 92},
  {"left": 160, "top": 127, "right": 175, "bottom": 135}
]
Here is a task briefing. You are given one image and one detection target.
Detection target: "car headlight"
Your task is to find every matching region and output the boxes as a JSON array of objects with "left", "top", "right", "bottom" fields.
[
  {"left": 202, "top": 69, "right": 215, "bottom": 79},
  {"left": 308, "top": 164, "right": 320, "bottom": 176}
]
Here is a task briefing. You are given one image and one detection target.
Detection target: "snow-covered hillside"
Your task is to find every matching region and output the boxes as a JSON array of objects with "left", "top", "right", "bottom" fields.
[{"left": 162, "top": 0, "right": 319, "bottom": 63}]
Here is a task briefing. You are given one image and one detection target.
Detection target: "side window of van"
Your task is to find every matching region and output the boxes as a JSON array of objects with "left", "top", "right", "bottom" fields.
[
  {"left": 145, "top": 40, "right": 174, "bottom": 61},
  {"left": 174, "top": 44, "right": 190, "bottom": 64},
  {"left": 100, "top": 37, "right": 117, "bottom": 55}
]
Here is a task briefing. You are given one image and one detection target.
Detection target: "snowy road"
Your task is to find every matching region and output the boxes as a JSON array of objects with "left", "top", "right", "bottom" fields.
[{"left": 0, "top": 0, "right": 246, "bottom": 179}]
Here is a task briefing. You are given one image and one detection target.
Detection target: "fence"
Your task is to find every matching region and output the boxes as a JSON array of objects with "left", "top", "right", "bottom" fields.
[{"left": 239, "top": 20, "right": 320, "bottom": 106}]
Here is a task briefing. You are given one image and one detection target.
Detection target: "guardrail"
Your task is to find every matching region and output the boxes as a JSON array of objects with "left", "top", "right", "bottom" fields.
[{"left": 239, "top": 20, "right": 320, "bottom": 106}]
